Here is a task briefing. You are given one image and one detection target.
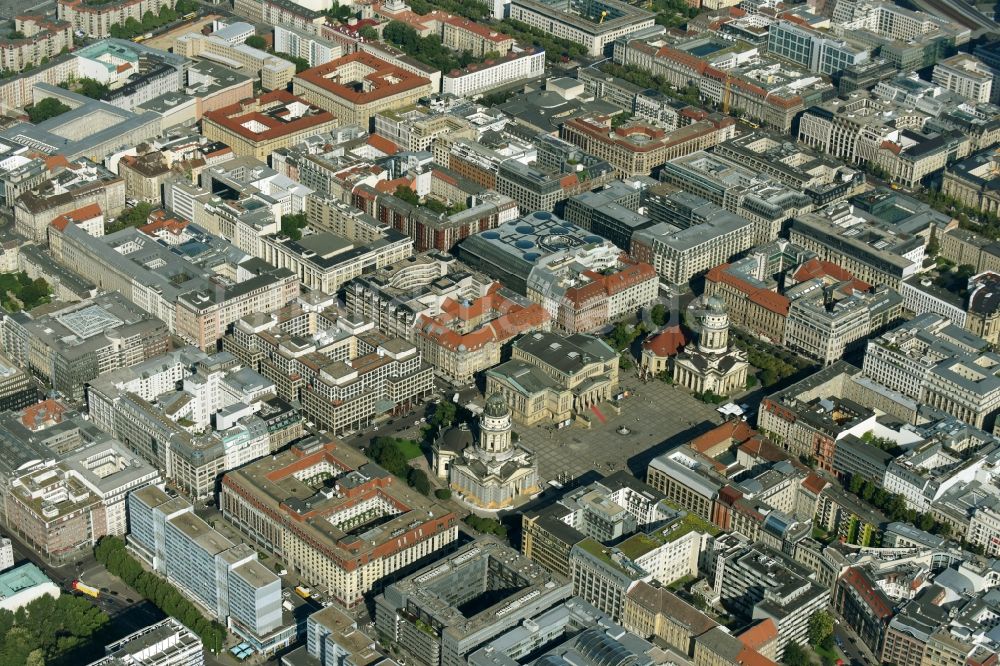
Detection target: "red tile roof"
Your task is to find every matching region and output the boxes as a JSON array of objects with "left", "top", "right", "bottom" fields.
[
  {"left": 738, "top": 619, "right": 778, "bottom": 651},
  {"left": 295, "top": 53, "right": 431, "bottom": 104},
  {"left": 643, "top": 325, "right": 686, "bottom": 357},
  {"left": 366, "top": 134, "right": 399, "bottom": 155},
  {"left": 51, "top": 202, "right": 103, "bottom": 231},
  {"left": 203, "top": 90, "right": 336, "bottom": 142},
  {"left": 689, "top": 420, "right": 757, "bottom": 456}
]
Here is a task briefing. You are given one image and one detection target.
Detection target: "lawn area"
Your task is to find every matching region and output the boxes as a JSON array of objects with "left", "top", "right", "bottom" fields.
[
  {"left": 0, "top": 271, "right": 51, "bottom": 311},
  {"left": 395, "top": 438, "right": 424, "bottom": 460},
  {"left": 814, "top": 641, "right": 839, "bottom": 666}
]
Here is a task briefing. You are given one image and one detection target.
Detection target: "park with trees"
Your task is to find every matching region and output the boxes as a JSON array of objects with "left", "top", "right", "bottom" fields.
[{"left": 0, "top": 593, "right": 109, "bottom": 666}]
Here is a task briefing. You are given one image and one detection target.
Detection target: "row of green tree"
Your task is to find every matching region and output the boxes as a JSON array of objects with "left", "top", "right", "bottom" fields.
[
  {"left": 923, "top": 185, "right": 1000, "bottom": 240},
  {"left": 601, "top": 62, "right": 701, "bottom": 106},
  {"left": 108, "top": 5, "right": 180, "bottom": 39},
  {"left": 0, "top": 593, "right": 109, "bottom": 666},
  {"left": 95, "top": 536, "right": 227, "bottom": 652},
  {"left": 729, "top": 330, "right": 808, "bottom": 388},
  {"left": 497, "top": 18, "right": 588, "bottom": 63},
  {"left": 383, "top": 22, "right": 484, "bottom": 76},
  {"left": 844, "top": 473, "right": 951, "bottom": 537},
  {"left": 407, "top": 0, "right": 491, "bottom": 21}
]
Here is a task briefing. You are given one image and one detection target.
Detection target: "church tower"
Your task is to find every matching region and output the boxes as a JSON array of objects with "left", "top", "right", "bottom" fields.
[
  {"left": 698, "top": 295, "right": 731, "bottom": 354},
  {"left": 479, "top": 393, "right": 513, "bottom": 454}
]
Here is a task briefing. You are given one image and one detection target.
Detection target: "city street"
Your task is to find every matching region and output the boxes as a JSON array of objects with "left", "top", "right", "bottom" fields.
[{"left": 4, "top": 528, "right": 165, "bottom": 641}]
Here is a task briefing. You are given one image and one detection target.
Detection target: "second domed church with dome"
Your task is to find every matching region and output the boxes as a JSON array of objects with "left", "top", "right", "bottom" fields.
[
  {"left": 432, "top": 393, "right": 539, "bottom": 510},
  {"left": 672, "top": 295, "right": 748, "bottom": 397}
]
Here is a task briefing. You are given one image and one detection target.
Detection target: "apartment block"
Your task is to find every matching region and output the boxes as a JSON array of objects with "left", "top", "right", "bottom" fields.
[
  {"left": 442, "top": 47, "right": 545, "bottom": 97},
  {"left": 932, "top": 54, "right": 993, "bottom": 103},
  {"left": 57, "top": 0, "right": 177, "bottom": 38},
  {"left": 274, "top": 25, "right": 342, "bottom": 67},
  {"left": 128, "top": 486, "right": 292, "bottom": 654},
  {"left": 0, "top": 16, "right": 73, "bottom": 73}
]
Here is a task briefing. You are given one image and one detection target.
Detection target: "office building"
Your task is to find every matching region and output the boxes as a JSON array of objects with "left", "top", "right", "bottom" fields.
[
  {"left": 495, "top": 134, "right": 614, "bottom": 212},
  {"left": 710, "top": 538, "right": 829, "bottom": 659},
  {"left": 5, "top": 423, "right": 160, "bottom": 564},
  {"left": 224, "top": 302, "right": 433, "bottom": 436},
  {"left": 1, "top": 293, "right": 169, "bottom": 403},
  {"left": 14, "top": 157, "right": 124, "bottom": 244},
  {"left": 631, "top": 205, "right": 755, "bottom": 287},
  {"left": 49, "top": 222, "right": 299, "bottom": 350},
  {"left": 128, "top": 486, "right": 292, "bottom": 654},
  {"left": 509, "top": 0, "right": 655, "bottom": 56},
  {"left": 293, "top": 53, "right": 434, "bottom": 128},
  {"left": 560, "top": 114, "right": 735, "bottom": 178},
  {"left": 202, "top": 91, "right": 338, "bottom": 161},
  {"left": 88, "top": 617, "right": 204, "bottom": 666},
  {"left": 863, "top": 313, "right": 1000, "bottom": 430},
  {"left": 175, "top": 32, "right": 296, "bottom": 91},
  {"left": 767, "top": 19, "right": 870, "bottom": 75},
  {"left": 932, "top": 54, "right": 993, "bottom": 103},
  {"left": 222, "top": 438, "right": 457, "bottom": 607},
  {"left": 345, "top": 254, "right": 549, "bottom": 383},
  {"left": 374, "top": 539, "right": 573, "bottom": 666}
]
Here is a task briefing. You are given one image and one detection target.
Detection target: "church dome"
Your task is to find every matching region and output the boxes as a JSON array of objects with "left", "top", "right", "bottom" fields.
[
  {"left": 483, "top": 392, "right": 511, "bottom": 418},
  {"left": 706, "top": 294, "right": 727, "bottom": 313}
]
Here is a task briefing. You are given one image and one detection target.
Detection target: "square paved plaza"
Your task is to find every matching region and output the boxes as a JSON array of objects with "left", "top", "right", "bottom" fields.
[{"left": 517, "top": 374, "right": 726, "bottom": 484}]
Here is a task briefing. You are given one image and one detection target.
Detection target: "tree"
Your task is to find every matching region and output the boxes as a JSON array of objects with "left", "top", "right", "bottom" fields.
[
  {"left": 280, "top": 212, "right": 308, "bottom": 240},
  {"left": 77, "top": 77, "right": 108, "bottom": 99},
  {"left": 435, "top": 488, "right": 451, "bottom": 500},
  {"left": 782, "top": 642, "right": 810, "bottom": 666},
  {"left": 27, "top": 97, "right": 71, "bottom": 123},
  {"left": 808, "top": 611, "right": 834, "bottom": 647},
  {"left": 8, "top": 31, "right": 25, "bottom": 40},
  {"left": 358, "top": 26, "right": 378, "bottom": 41},
  {"left": 109, "top": 202, "right": 153, "bottom": 232},
  {"left": 244, "top": 35, "right": 267, "bottom": 50},
  {"left": 393, "top": 184, "right": 420, "bottom": 206},
  {"left": 407, "top": 467, "right": 431, "bottom": 495},
  {"left": 650, "top": 303, "right": 668, "bottom": 327},
  {"left": 430, "top": 401, "right": 457, "bottom": 429}
]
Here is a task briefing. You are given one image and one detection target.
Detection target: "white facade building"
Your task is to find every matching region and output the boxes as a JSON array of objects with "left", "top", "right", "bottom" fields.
[{"left": 442, "top": 48, "right": 545, "bottom": 97}]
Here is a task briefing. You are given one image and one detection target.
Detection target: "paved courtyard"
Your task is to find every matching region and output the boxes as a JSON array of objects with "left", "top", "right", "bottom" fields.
[{"left": 518, "top": 374, "right": 726, "bottom": 485}]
